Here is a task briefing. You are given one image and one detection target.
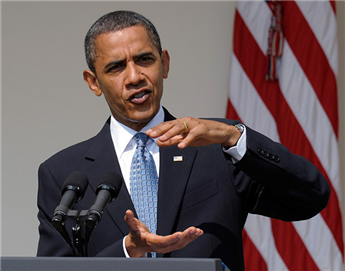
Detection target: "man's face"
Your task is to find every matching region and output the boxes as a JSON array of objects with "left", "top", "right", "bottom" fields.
[{"left": 83, "top": 25, "right": 170, "bottom": 131}]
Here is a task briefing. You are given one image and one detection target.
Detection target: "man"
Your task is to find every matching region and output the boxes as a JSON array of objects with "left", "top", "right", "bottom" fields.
[{"left": 37, "top": 10, "right": 330, "bottom": 270}]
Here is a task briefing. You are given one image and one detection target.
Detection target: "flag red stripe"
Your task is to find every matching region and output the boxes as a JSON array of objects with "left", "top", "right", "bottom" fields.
[
  {"left": 282, "top": 1, "right": 339, "bottom": 137},
  {"left": 242, "top": 230, "right": 268, "bottom": 271},
  {"left": 271, "top": 219, "right": 320, "bottom": 270},
  {"left": 330, "top": 0, "right": 336, "bottom": 14},
  {"left": 233, "top": 8, "right": 343, "bottom": 258}
]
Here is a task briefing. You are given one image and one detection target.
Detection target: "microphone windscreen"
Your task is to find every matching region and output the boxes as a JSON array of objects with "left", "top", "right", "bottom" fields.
[
  {"left": 61, "top": 172, "right": 89, "bottom": 202},
  {"left": 96, "top": 172, "right": 123, "bottom": 199}
]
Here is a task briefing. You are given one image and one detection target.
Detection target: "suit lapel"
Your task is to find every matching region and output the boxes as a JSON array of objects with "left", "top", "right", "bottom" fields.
[
  {"left": 156, "top": 144, "right": 197, "bottom": 236},
  {"left": 83, "top": 119, "right": 134, "bottom": 236}
]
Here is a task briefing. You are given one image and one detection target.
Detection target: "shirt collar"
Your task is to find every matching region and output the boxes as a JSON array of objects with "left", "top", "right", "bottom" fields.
[{"left": 110, "top": 106, "right": 164, "bottom": 158}]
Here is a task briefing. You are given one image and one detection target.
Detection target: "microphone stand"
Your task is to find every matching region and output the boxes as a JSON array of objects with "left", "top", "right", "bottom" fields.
[
  {"left": 72, "top": 216, "right": 85, "bottom": 257},
  {"left": 52, "top": 209, "right": 89, "bottom": 257},
  {"left": 82, "top": 210, "right": 99, "bottom": 257},
  {"left": 51, "top": 214, "right": 77, "bottom": 256}
]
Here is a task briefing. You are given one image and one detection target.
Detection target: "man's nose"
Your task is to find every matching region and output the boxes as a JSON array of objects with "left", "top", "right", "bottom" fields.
[{"left": 125, "top": 62, "right": 143, "bottom": 85}]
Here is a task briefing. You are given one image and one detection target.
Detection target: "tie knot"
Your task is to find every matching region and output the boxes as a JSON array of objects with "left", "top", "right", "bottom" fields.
[{"left": 134, "top": 132, "right": 149, "bottom": 147}]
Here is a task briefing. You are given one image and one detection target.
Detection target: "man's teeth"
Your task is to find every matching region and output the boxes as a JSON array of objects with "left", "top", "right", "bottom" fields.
[{"left": 133, "top": 92, "right": 147, "bottom": 99}]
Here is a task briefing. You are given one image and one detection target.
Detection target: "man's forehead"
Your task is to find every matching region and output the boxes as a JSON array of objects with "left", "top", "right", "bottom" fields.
[
  {"left": 94, "top": 26, "right": 158, "bottom": 58},
  {"left": 95, "top": 25, "right": 150, "bottom": 45}
]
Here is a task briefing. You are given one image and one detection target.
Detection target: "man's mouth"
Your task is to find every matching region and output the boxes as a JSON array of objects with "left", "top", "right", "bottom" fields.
[{"left": 128, "top": 90, "right": 151, "bottom": 103}]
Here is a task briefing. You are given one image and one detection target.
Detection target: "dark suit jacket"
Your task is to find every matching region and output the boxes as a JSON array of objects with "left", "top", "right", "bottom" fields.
[{"left": 37, "top": 109, "right": 330, "bottom": 271}]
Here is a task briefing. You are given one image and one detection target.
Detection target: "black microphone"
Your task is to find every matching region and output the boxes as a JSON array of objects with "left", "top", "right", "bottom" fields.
[
  {"left": 52, "top": 172, "right": 89, "bottom": 223},
  {"left": 85, "top": 172, "right": 122, "bottom": 230},
  {"left": 84, "top": 172, "right": 122, "bottom": 256},
  {"left": 51, "top": 172, "right": 89, "bottom": 256}
]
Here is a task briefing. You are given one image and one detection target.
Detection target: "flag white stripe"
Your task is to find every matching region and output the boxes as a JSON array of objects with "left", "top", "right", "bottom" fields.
[{"left": 296, "top": 1, "right": 338, "bottom": 76}]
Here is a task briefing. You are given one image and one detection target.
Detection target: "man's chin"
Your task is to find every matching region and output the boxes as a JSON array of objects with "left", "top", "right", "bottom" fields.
[
  {"left": 131, "top": 106, "right": 159, "bottom": 121},
  {"left": 125, "top": 112, "right": 157, "bottom": 130},
  {"left": 130, "top": 115, "right": 155, "bottom": 125},
  {"left": 111, "top": 105, "right": 159, "bottom": 130}
]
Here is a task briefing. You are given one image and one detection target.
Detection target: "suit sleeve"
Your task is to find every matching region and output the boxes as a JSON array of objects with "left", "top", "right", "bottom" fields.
[
  {"left": 230, "top": 125, "right": 330, "bottom": 221},
  {"left": 36, "top": 162, "right": 125, "bottom": 257}
]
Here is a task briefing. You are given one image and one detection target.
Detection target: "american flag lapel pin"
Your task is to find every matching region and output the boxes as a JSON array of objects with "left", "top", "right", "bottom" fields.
[{"left": 173, "top": 156, "right": 183, "bottom": 162}]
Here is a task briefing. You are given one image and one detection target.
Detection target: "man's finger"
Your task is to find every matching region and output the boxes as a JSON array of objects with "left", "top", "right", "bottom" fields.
[
  {"left": 124, "top": 209, "right": 141, "bottom": 233},
  {"left": 146, "top": 121, "right": 174, "bottom": 138},
  {"left": 124, "top": 209, "right": 134, "bottom": 223}
]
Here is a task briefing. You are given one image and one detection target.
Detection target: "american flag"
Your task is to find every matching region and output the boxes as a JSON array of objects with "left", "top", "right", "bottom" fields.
[{"left": 226, "top": 1, "right": 343, "bottom": 270}]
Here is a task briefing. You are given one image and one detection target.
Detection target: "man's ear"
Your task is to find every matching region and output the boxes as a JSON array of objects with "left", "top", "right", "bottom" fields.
[
  {"left": 161, "top": 50, "right": 170, "bottom": 79},
  {"left": 83, "top": 70, "right": 102, "bottom": 97}
]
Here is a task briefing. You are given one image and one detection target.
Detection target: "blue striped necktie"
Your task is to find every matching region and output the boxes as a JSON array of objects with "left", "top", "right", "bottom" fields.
[{"left": 130, "top": 132, "right": 158, "bottom": 258}]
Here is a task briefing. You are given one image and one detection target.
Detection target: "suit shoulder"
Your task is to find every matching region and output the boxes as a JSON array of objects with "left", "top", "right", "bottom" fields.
[
  {"left": 44, "top": 137, "right": 95, "bottom": 163},
  {"left": 40, "top": 118, "right": 111, "bottom": 169}
]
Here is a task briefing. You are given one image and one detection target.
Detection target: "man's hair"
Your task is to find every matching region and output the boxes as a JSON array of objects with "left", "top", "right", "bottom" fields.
[{"left": 84, "top": 10, "right": 162, "bottom": 74}]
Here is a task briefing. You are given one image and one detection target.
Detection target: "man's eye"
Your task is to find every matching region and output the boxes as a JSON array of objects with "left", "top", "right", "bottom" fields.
[
  {"left": 109, "top": 65, "right": 119, "bottom": 70},
  {"left": 107, "top": 63, "right": 123, "bottom": 72},
  {"left": 138, "top": 57, "right": 154, "bottom": 65}
]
